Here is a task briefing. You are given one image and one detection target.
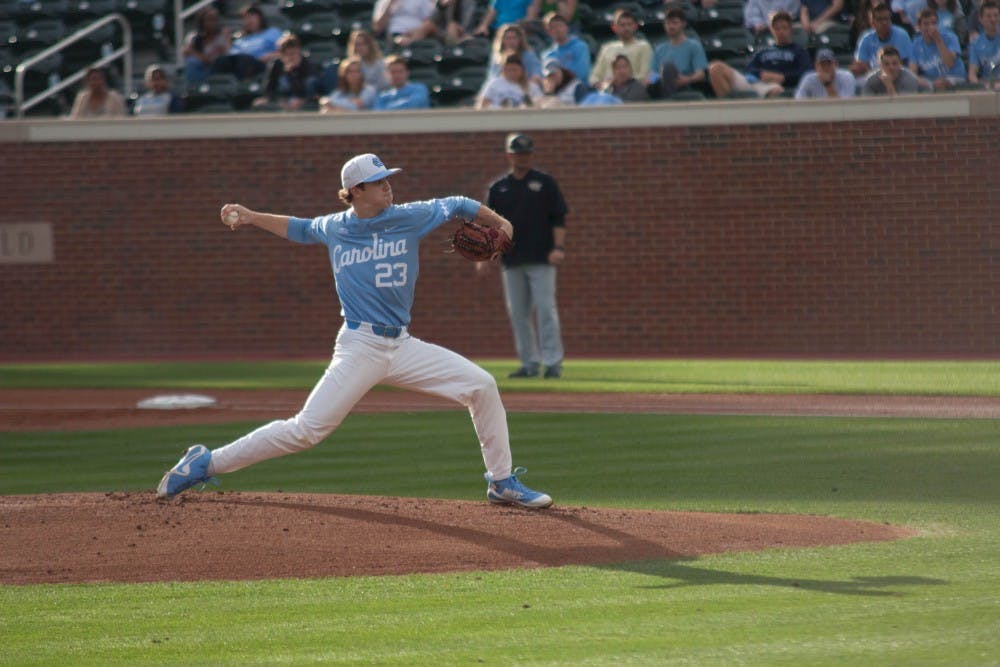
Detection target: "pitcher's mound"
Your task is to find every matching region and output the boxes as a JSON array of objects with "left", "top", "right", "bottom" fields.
[{"left": 0, "top": 492, "right": 914, "bottom": 585}]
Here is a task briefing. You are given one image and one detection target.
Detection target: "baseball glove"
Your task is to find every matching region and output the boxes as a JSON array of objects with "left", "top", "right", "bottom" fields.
[{"left": 449, "top": 220, "right": 513, "bottom": 262}]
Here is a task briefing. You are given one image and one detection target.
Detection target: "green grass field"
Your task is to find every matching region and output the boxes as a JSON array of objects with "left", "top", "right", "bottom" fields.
[{"left": 2, "top": 361, "right": 999, "bottom": 665}]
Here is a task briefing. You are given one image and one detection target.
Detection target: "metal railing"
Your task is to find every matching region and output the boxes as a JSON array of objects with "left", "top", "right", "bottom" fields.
[
  {"left": 174, "top": 0, "right": 220, "bottom": 71},
  {"left": 14, "top": 13, "right": 133, "bottom": 118}
]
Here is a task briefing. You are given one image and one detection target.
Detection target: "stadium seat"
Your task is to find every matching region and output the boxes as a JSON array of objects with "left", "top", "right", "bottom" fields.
[
  {"left": 434, "top": 36, "right": 490, "bottom": 73},
  {"left": 15, "top": 0, "right": 71, "bottom": 22},
  {"left": 16, "top": 20, "right": 68, "bottom": 54},
  {"left": 692, "top": 3, "right": 744, "bottom": 33},
  {"left": 702, "top": 26, "right": 752, "bottom": 60},
  {"left": 431, "top": 65, "right": 485, "bottom": 106},
  {"left": 65, "top": 0, "right": 120, "bottom": 22},
  {"left": 294, "top": 11, "right": 345, "bottom": 45},
  {"left": 407, "top": 64, "right": 440, "bottom": 88},
  {"left": 813, "top": 23, "right": 853, "bottom": 54},
  {"left": 281, "top": 0, "right": 339, "bottom": 20},
  {"left": 303, "top": 41, "right": 344, "bottom": 67},
  {"left": 183, "top": 72, "right": 239, "bottom": 111},
  {"left": 395, "top": 38, "right": 443, "bottom": 68},
  {"left": 0, "top": 20, "right": 17, "bottom": 50},
  {"left": 119, "top": 0, "right": 169, "bottom": 49}
]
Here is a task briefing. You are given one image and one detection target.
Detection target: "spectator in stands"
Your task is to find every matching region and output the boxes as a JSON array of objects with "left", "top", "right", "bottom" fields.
[
  {"left": 794, "top": 47, "right": 857, "bottom": 96},
  {"left": 374, "top": 55, "right": 431, "bottom": 109},
  {"left": 347, "top": 30, "right": 390, "bottom": 92},
  {"left": 133, "top": 64, "right": 183, "bottom": 115},
  {"left": 540, "top": 12, "right": 590, "bottom": 83},
  {"left": 487, "top": 23, "right": 543, "bottom": 81},
  {"left": 648, "top": 7, "right": 708, "bottom": 98},
  {"left": 182, "top": 5, "right": 231, "bottom": 84},
  {"left": 590, "top": 9, "right": 654, "bottom": 87},
  {"left": 477, "top": 52, "right": 542, "bottom": 107},
  {"left": 909, "top": 7, "right": 967, "bottom": 89},
  {"left": 253, "top": 32, "right": 322, "bottom": 110},
  {"left": 800, "top": 0, "right": 845, "bottom": 34},
  {"left": 320, "top": 58, "right": 378, "bottom": 112},
  {"left": 373, "top": 0, "right": 438, "bottom": 46},
  {"left": 434, "top": 0, "right": 478, "bottom": 44},
  {"left": 861, "top": 44, "right": 923, "bottom": 92},
  {"left": 968, "top": 0, "right": 1000, "bottom": 87},
  {"left": 537, "top": 58, "right": 588, "bottom": 106},
  {"left": 475, "top": 0, "right": 542, "bottom": 37},
  {"left": 69, "top": 67, "right": 126, "bottom": 118},
  {"left": 602, "top": 54, "right": 649, "bottom": 102},
  {"left": 745, "top": 0, "right": 803, "bottom": 36},
  {"left": 851, "top": 3, "right": 913, "bottom": 76},
  {"left": 708, "top": 10, "right": 812, "bottom": 97},
  {"left": 212, "top": 4, "right": 282, "bottom": 80}
]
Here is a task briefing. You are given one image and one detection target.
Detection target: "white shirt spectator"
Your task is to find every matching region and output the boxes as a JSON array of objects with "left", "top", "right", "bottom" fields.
[{"left": 373, "top": 0, "right": 436, "bottom": 36}]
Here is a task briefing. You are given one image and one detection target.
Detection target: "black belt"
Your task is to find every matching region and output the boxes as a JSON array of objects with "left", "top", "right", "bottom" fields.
[{"left": 345, "top": 320, "right": 404, "bottom": 338}]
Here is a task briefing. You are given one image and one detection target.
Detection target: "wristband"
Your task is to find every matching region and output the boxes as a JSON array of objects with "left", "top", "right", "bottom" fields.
[{"left": 553, "top": 245, "right": 565, "bottom": 251}]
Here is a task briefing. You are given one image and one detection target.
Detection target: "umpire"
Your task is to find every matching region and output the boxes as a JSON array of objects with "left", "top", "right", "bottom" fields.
[{"left": 486, "top": 133, "right": 568, "bottom": 378}]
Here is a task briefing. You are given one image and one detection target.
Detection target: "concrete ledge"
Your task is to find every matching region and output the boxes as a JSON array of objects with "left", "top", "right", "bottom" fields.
[{"left": 1, "top": 91, "right": 997, "bottom": 143}]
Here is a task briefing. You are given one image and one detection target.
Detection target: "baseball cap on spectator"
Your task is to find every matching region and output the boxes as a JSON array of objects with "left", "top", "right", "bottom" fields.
[
  {"left": 506, "top": 133, "right": 534, "bottom": 153},
  {"left": 341, "top": 153, "right": 402, "bottom": 189},
  {"left": 816, "top": 48, "right": 836, "bottom": 62},
  {"left": 542, "top": 58, "right": 562, "bottom": 75}
]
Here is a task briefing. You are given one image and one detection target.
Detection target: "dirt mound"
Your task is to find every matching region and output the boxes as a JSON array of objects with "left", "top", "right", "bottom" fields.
[{"left": 0, "top": 492, "right": 913, "bottom": 585}]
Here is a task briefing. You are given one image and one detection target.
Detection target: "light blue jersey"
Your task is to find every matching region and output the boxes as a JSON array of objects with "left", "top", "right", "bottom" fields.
[
  {"left": 911, "top": 30, "right": 966, "bottom": 80},
  {"left": 287, "top": 197, "right": 479, "bottom": 327},
  {"left": 970, "top": 32, "right": 1000, "bottom": 74},
  {"left": 856, "top": 26, "right": 913, "bottom": 69}
]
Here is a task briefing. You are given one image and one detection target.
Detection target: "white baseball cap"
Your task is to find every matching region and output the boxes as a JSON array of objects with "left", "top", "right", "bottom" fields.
[{"left": 341, "top": 153, "right": 402, "bottom": 190}]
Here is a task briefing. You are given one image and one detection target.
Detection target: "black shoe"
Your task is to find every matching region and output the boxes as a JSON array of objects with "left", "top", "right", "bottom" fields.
[
  {"left": 508, "top": 366, "right": 540, "bottom": 378},
  {"left": 543, "top": 365, "right": 562, "bottom": 378}
]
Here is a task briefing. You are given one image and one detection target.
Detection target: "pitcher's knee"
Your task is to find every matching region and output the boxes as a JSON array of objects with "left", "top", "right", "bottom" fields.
[{"left": 288, "top": 414, "right": 334, "bottom": 450}]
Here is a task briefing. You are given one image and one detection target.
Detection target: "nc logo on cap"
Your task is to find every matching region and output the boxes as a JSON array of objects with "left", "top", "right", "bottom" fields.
[{"left": 372, "top": 156, "right": 385, "bottom": 168}]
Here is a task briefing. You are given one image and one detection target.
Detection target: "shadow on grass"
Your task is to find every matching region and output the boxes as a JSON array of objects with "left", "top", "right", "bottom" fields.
[
  {"left": 600, "top": 560, "right": 948, "bottom": 597},
  {"left": 226, "top": 495, "right": 945, "bottom": 597}
]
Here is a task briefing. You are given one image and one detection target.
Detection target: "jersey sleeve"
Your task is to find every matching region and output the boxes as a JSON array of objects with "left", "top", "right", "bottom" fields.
[
  {"left": 286, "top": 215, "right": 330, "bottom": 245},
  {"left": 410, "top": 196, "right": 481, "bottom": 238}
]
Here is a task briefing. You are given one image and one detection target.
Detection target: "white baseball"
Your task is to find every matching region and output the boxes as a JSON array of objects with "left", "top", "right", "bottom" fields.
[{"left": 226, "top": 210, "right": 240, "bottom": 225}]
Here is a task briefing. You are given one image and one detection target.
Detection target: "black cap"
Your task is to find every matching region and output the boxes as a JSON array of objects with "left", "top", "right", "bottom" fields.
[{"left": 506, "top": 133, "right": 534, "bottom": 154}]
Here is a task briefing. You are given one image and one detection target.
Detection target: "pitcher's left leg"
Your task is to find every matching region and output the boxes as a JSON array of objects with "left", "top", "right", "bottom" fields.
[{"left": 386, "top": 336, "right": 512, "bottom": 479}]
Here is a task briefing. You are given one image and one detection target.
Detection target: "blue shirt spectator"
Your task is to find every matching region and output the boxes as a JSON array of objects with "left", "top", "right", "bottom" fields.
[
  {"left": 855, "top": 25, "right": 913, "bottom": 69},
  {"left": 540, "top": 12, "right": 591, "bottom": 83},
  {"left": 374, "top": 56, "right": 430, "bottom": 110},
  {"left": 910, "top": 11, "right": 966, "bottom": 84},
  {"left": 968, "top": 0, "right": 1000, "bottom": 84}
]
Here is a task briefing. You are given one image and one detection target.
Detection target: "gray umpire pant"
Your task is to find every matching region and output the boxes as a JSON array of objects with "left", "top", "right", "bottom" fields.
[{"left": 501, "top": 263, "right": 564, "bottom": 370}]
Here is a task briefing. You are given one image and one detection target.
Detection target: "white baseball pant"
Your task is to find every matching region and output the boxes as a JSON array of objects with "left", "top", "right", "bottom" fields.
[{"left": 208, "top": 322, "right": 513, "bottom": 480}]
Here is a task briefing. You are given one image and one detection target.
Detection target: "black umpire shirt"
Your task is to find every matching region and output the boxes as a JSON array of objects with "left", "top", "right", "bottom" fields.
[{"left": 486, "top": 168, "right": 568, "bottom": 267}]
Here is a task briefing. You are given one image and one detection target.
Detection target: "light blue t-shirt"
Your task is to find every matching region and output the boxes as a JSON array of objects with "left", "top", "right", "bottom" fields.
[
  {"left": 541, "top": 37, "right": 592, "bottom": 83},
  {"left": 374, "top": 82, "right": 430, "bottom": 110},
  {"left": 288, "top": 197, "right": 480, "bottom": 327},
  {"left": 230, "top": 27, "right": 283, "bottom": 58},
  {"left": 969, "top": 32, "right": 1000, "bottom": 74},
  {"left": 650, "top": 37, "right": 708, "bottom": 80},
  {"left": 911, "top": 30, "right": 966, "bottom": 80},
  {"left": 855, "top": 26, "right": 913, "bottom": 69}
]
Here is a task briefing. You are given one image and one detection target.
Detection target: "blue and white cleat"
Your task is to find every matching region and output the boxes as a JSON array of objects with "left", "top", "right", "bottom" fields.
[
  {"left": 485, "top": 466, "right": 553, "bottom": 509},
  {"left": 156, "top": 445, "right": 216, "bottom": 499}
]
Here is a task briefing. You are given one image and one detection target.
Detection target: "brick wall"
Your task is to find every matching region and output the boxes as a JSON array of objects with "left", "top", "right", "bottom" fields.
[{"left": 2, "top": 118, "right": 998, "bottom": 360}]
